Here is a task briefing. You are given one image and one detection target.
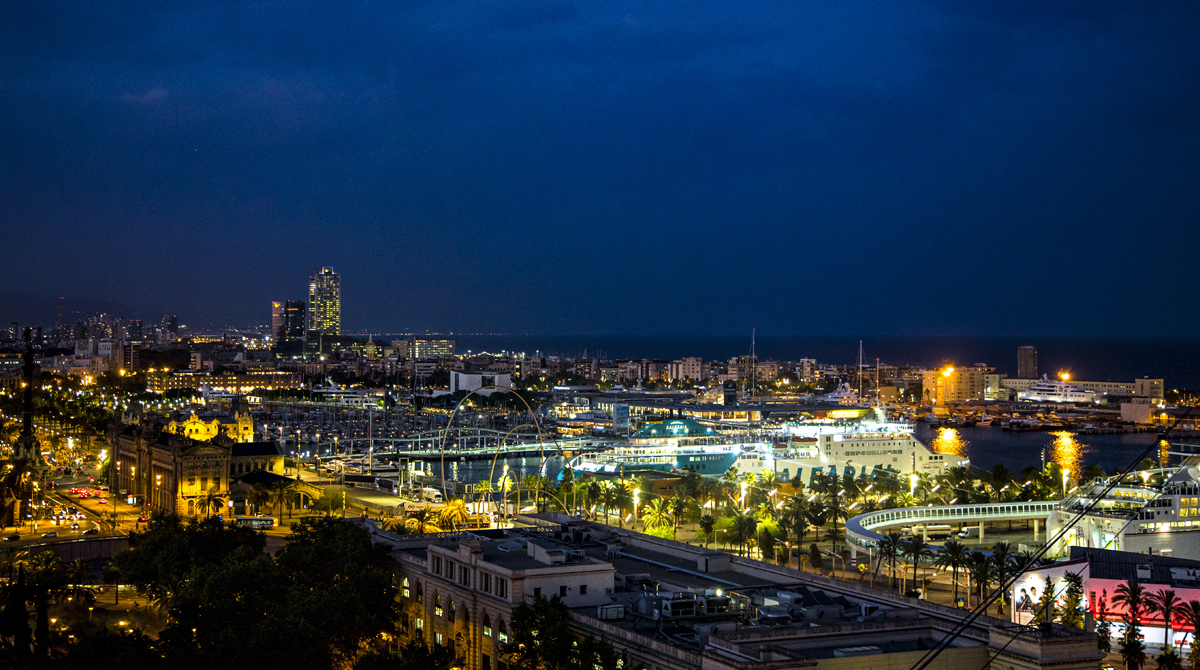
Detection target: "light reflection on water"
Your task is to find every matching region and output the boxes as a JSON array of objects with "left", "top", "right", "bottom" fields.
[
  {"left": 1047, "top": 431, "right": 1083, "bottom": 477},
  {"left": 931, "top": 427, "right": 966, "bottom": 458},
  {"left": 912, "top": 424, "right": 1157, "bottom": 474}
]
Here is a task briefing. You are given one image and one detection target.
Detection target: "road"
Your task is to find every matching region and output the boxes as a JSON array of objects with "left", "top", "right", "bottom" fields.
[
  {"left": 1, "top": 466, "right": 131, "bottom": 549},
  {"left": 293, "top": 468, "right": 434, "bottom": 517}
]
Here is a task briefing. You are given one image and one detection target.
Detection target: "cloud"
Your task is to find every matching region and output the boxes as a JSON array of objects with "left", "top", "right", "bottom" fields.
[{"left": 119, "top": 86, "right": 167, "bottom": 104}]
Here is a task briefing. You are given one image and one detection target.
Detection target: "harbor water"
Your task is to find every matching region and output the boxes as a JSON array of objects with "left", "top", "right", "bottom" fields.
[{"left": 912, "top": 423, "right": 1162, "bottom": 476}]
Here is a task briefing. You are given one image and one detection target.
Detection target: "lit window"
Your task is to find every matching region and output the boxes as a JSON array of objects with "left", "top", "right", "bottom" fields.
[{"left": 435, "top": 595, "right": 443, "bottom": 617}]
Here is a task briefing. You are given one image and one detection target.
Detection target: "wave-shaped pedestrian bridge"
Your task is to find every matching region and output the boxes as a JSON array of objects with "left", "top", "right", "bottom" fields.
[{"left": 845, "top": 500, "right": 1060, "bottom": 558}]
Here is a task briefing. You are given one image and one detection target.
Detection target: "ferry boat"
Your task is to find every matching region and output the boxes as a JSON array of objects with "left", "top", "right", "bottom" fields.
[
  {"left": 569, "top": 419, "right": 770, "bottom": 477},
  {"left": 569, "top": 414, "right": 967, "bottom": 484},
  {"left": 772, "top": 418, "right": 969, "bottom": 483},
  {"left": 1017, "top": 376, "right": 1100, "bottom": 404}
]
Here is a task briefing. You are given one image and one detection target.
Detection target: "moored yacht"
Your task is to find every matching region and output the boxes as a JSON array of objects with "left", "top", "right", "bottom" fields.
[{"left": 1018, "top": 376, "right": 1100, "bottom": 404}]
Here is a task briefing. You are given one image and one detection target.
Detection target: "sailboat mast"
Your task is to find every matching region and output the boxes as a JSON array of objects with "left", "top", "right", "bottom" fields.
[
  {"left": 876, "top": 357, "right": 880, "bottom": 406},
  {"left": 749, "top": 328, "right": 756, "bottom": 401},
  {"left": 857, "top": 340, "right": 864, "bottom": 399}
]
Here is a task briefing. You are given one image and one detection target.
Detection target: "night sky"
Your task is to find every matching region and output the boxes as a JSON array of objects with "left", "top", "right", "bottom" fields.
[{"left": 1, "top": 2, "right": 1197, "bottom": 336}]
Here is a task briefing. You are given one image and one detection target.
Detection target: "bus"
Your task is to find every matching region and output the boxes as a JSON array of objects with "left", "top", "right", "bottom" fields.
[{"left": 234, "top": 516, "right": 277, "bottom": 530}]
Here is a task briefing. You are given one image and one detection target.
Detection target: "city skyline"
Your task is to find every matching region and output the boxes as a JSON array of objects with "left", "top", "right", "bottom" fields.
[{"left": 1, "top": 3, "right": 1197, "bottom": 336}]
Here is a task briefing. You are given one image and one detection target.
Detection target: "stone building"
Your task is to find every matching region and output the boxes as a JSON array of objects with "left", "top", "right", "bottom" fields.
[
  {"left": 388, "top": 528, "right": 615, "bottom": 670},
  {"left": 109, "top": 419, "right": 285, "bottom": 517},
  {"left": 165, "top": 409, "right": 254, "bottom": 443}
]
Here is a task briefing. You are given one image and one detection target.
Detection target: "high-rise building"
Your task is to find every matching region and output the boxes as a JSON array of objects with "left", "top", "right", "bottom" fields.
[
  {"left": 56, "top": 297, "right": 68, "bottom": 341},
  {"left": 127, "top": 319, "right": 143, "bottom": 340},
  {"left": 271, "top": 301, "right": 286, "bottom": 339},
  {"left": 307, "top": 267, "right": 340, "bottom": 337},
  {"left": 1018, "top": 345, "right": 1038, "bottom": 380},
  {"left": 283, "top": 301, "right": 306, "bottom": 340}
]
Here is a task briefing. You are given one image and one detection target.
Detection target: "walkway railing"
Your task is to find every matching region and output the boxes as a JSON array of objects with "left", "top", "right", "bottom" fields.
[{"left": 845, "top": 500, "right": 1060, "bottom": 555}]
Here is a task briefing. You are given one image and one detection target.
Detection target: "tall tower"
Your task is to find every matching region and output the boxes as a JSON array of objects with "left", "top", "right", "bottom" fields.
[
  {"left": 307, "top": 266, "right": 341, "bottom": 337},
  {"left": 1018, "top": 345, "right": 1038, "bottom": 380},
  {"left": 56, "top": 297, "right": 67, "bottom": 341},
  {"left": 271, "top": 301, "right": 286, "bottom": 339}
]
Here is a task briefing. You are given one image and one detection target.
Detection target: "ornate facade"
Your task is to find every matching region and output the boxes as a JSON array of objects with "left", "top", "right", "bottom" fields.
[{"left": 109, "top": 419, "right": 284, "bottom": 517}]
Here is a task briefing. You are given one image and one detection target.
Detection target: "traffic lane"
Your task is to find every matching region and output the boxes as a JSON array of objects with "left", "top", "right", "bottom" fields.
[
  {"left": 51, "top": 485, "right": 139, "bottom": 530},
  {"left": 0, "top": 525, "right": 111, "bottom": 547}
]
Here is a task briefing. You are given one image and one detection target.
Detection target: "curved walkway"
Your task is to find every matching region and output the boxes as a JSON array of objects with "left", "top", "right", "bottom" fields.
[{"left": 845, "top": 500, "right": 1060, "bottom": 556}]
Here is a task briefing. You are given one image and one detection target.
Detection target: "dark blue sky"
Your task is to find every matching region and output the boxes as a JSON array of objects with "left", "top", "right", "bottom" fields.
[{"left": 1, "top": 1, "right": 1197, "bottom": 336}]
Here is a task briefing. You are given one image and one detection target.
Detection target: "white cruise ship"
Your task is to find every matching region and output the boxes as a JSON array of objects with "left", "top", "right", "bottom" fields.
[
  {"left": 569, "top": 414, "right": 967, "bottom": 487},
  {"left": 1017, "top": 376, "right": 1100, "bottom": 404},
  {"left": 772, "top": 418, "right": 968, "bottom": 484}
]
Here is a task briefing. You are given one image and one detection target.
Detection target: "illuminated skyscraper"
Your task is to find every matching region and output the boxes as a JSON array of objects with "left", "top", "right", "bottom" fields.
[
  {"left": 307, "top": 267, "right": 340, "bottom": 337},
  {"left": 271, "top": 301, "right": 286, "bottom": 338},
  {"left": 283, "top": 301, "right": 306, "bottom": 340}
]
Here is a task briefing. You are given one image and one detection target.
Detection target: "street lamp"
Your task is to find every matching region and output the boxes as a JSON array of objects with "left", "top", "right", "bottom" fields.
[{"left": 909, "top": 473, "right": 919, "bottom": 497}]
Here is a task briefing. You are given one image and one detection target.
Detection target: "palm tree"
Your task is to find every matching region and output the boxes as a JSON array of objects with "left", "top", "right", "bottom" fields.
[
  {"left": 613, "top": 482, "right": 634, "bottom": 529},
  {"left": 25, "top": 551, "right": 67, "bottom": 655},
  {"left": 935, "top": 540, "right": 969, "bottom": 603},
  {"left": 876, "top": 533, "right": 903, "bottom": 587},
  {"left": 990, "top": 541, "right": 1017, "bottom": 614},
  {"left": 437, "top": 498, "right": 470, "bottom": 530},
  {"left": 1173, "top": 600, "right": 1200, "bottom": 660},
  {"left": 1, "top": 546, "right": 27, "bottom": 581},
  {"left": 1156, "top": 649, "right": 1184, "bottom": 670},
  {"left": 698, "top": 514, "right": 716, "bottom": 547},
  {"left": 520, "top": 474, "right": 539, "bottom": 512},
  {"left": 270, "top": 479, "right": 297, "bottom": 520},
  {"left": 1149, "top": 589, "right": 1184, "bottom": 651},
  {"left": 198, "top": 485, "right": 227, "bottom": 518},
  {"left": 781, "top": 494, "right": 808, "bottom": 543},
  {"left": 804, "top": 502, "right": 829, "bottom": 542},
  {"left": 247, "top": 483, "right": 272, "bottom": 516},
  {"left": 668, "top": 494, "right": 690, "bottom": 534},
  {"left": 900, "top": 536, "right": 932, "bottom": 595},
  {"left": 641, "top": 498, "right": 672, "bottom": 531},
  {"left": 732, "top": 513, "right": 758, "bottom": 557},
  {"left": 474, "top": 481, "right": 496, "bottom": 515},
  {"left": 678, "top": 470, "right": 703, "bottom": 503},
  {"left": 599, "top": 483, "right": 617, "bottom": 525},
  {"left": 65, "top": 558, "right": 90, "bottom": 602},
  {"left": 405, "top": 508, "right": 442, "bottom": 534},
  {"left": 966, "top": 551, "right": 996, "bottom": 613},
  {"left": 1114, "top": 579, "right": 1148, "bottom": 626},
  {"left": 583, "top": 479, "right": 602, "bottom": 518},
  {"left": 632, "top": 475, "right": 653, "bottom": 513},
  {"left": 379, "top": 517, "right": 409, "bottom": 535},
  {"left": 149, "top": 591, "right": 172, "bottom": 622}
]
